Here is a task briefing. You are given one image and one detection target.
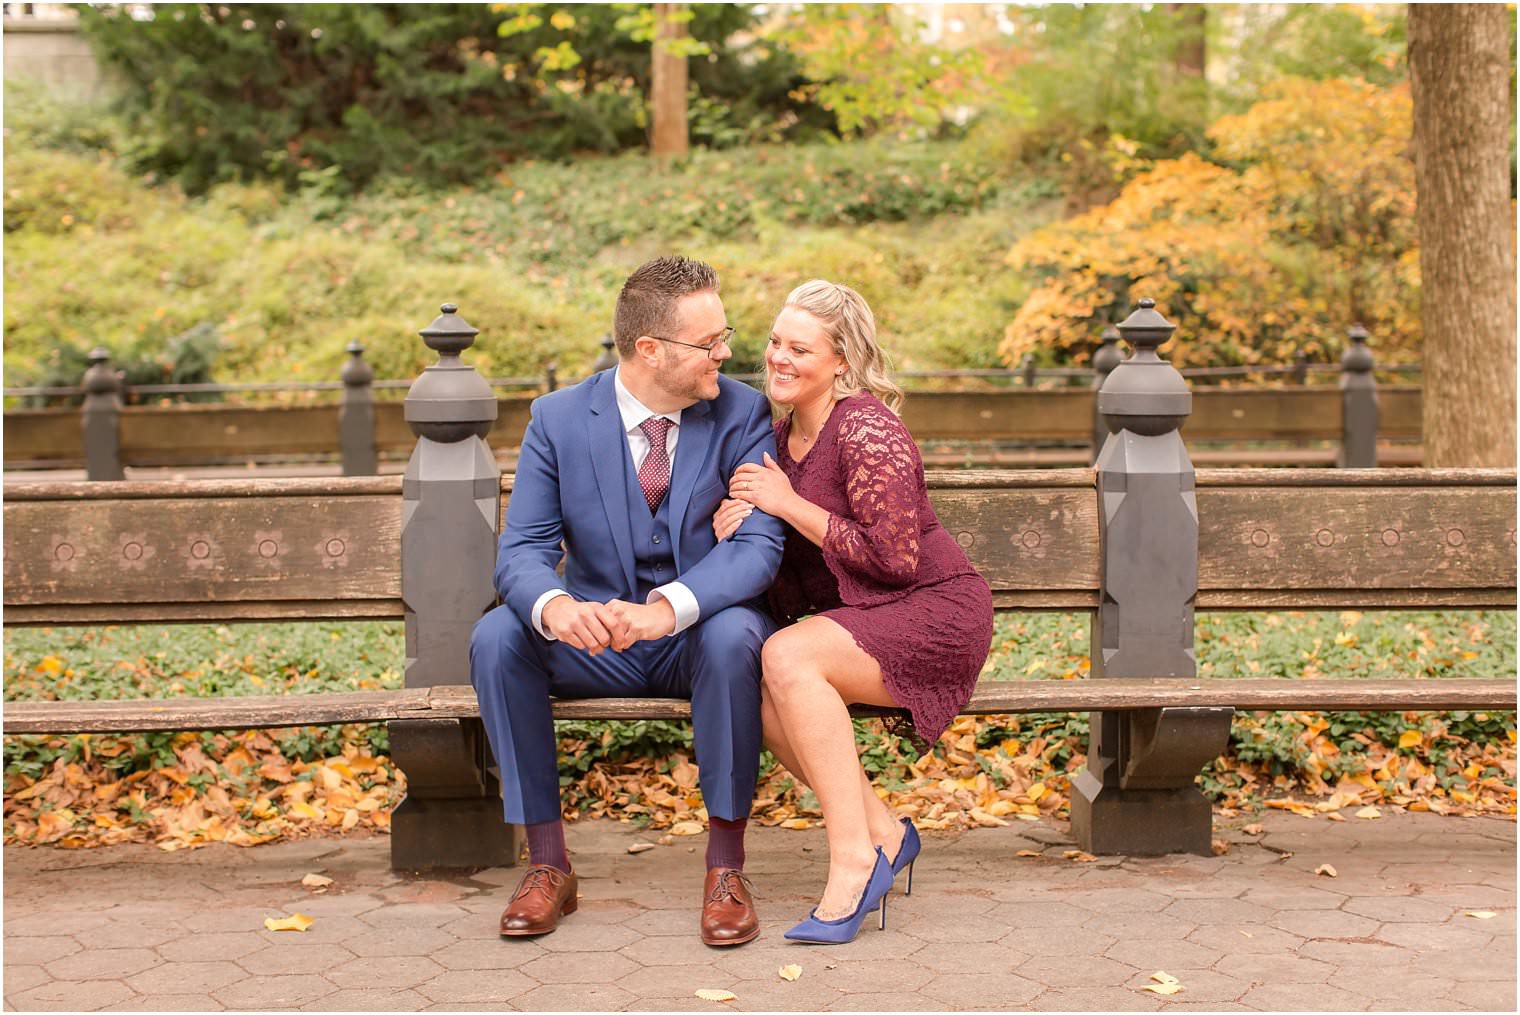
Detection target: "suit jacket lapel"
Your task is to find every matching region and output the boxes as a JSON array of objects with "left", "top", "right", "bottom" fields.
[
  {"left": 667, "top": 398, "right": 713, "bottom": 565},
  {"left": 587, "top": 373, "right": 637, "bottom": 595}
]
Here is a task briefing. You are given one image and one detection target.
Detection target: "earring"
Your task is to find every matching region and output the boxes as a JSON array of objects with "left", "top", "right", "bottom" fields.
[{"left": 835, "top": 369, "right": 845, "bottom": 376}]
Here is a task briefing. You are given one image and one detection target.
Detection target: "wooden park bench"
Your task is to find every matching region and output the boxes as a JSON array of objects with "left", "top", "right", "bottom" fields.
[{"left": 4, "top": 303, "right": 1513, "bottom": 867}]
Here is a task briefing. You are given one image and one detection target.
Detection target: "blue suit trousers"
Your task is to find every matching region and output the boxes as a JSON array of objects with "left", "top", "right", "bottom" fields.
[{"left": 470, "top": 602, "right": 777, "bottom": 826}]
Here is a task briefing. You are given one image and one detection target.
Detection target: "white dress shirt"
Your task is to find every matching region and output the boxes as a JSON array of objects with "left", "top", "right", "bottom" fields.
[{"left": 529, "top": 367, "right": 701, "bottom": 640}]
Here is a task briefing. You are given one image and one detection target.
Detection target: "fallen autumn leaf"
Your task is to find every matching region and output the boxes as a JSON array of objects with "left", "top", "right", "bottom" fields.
[
  {"left": 300, "top": 873, "right": 333, "bottom": 889},
  {"left": 695, "top": 989, "right": 737, "bottom": 1002},
  {"left": 264, "top": 913, "right": 313, "bottom": 932},
  {"left": 778, "top": 964, "right": 802, "bottom": 981},
  {"left": 1465, "top": 911, "right": 1497, "bottom": 919},
  {"left": 627, "top": 842, "right": 656, "bottom": 854},
  {"left": 1314, "top": 864, "right": 1338, "bottom": 878}
]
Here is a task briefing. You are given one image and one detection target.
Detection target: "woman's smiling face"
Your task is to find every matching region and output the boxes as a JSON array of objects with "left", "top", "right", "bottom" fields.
[{"left": 765, "top": 305, "right": 846, "bottom": 408}]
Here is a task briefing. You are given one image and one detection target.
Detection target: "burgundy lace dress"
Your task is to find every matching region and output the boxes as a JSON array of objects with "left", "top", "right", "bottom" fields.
[{"left": 769, "top": 393, "right": 994, "bottom": 751}]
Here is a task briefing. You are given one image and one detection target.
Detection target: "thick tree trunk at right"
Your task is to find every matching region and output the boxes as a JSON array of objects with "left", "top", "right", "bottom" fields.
[
  {"left": 1409, "top": 4, "right": 1517, "bottom": 467},
  {"left": 1168, "top": 3, "right": 1207, "bottom": 78},
  {"left": 650, "top": 3, "right": 689, "bottom": 158}
]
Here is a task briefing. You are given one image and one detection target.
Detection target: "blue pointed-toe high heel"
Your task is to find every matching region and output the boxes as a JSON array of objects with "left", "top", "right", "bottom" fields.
[
  {"left": 891, "top": 817, "right": 921, "bottom": 896},
  {"left": 783, "top": 847, "right": 894, "bottom": 944}
]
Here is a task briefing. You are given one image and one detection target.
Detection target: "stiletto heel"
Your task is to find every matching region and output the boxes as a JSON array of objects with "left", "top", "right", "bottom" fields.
[
  {"left": 904, "top": 859, "right": 914, "bottom": 896},
  {"left": 892, "top": 818, "right": 921, "bottom": 895},
  {"left": 783, "top": 847, "right": 894, "bottom": 945},
  {"left": 879, "top": 892, "right": 887, "bottom": 930}
]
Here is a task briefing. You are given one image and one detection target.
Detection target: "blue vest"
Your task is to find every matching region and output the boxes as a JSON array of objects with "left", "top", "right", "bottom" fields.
[{"left": 624, "top": 457, "right": 678, "bottom": 602}]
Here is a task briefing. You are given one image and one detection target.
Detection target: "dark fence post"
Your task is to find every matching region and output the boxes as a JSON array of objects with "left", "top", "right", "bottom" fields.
[
  {"left": 1071, "top": 298, "right": 1232, "bottom": 856},
  {"left": 81, "top": 347, "right": 124, "bottom": 481},
  {"left": 1020, "top": 352, "right": 1037, "bottom": 388},
  {"left": 545, "top": 363, "right": 559, "bottom": 393},
  {"left": 1090, "top": 325, "right": 1123, "bottom": 465},
  {"left": 1292, "top": 351, "right": 1309, "bottom": 386},
  {"left": 389, "top": 303, "right": 519, "bottom": 870},
  {"left": 1337, "top": 324, "right": 1378, "bottom": 468},
  {"left": 339, "top": 341, "right": 378, "bottom": 477},
  {"left": 592, "top": 334, "right": 618, "bottom": 373}
]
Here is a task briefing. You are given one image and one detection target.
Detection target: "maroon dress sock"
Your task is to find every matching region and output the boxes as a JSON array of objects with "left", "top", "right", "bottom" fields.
[
  {"left": 525, "top": 820, "right": 570, "bottom": 874},
  {"left": 705, "top": 817, "right": 747, "bottom": 871}
]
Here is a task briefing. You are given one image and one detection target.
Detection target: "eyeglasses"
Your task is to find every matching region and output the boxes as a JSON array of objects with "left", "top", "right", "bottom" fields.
[{"left": 648, "top": 327, "right": 735, "bottom": 361}]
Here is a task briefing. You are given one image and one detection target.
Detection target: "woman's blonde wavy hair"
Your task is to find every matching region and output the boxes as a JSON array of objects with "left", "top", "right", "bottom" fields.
[{"left": 775, "top": 279, "right": 904, "bottom": 414}]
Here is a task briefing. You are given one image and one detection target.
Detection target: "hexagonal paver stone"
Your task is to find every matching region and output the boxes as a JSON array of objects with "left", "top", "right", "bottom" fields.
[
  {"left": 4, "top": 935, "right": 82, "bottom": 965},
  {"left": 1105, "top": 937, "right": 1223, "bottom": 971},
  {"left": 125, "top": 959, "right": 248, "bottom": 995},
  {"left": 984, "top": 901, "right": 1089, "bottom": 929},
  {"left": 1214, "top": 951, "right": 1335, "bottom": 984},
  {"left": 1018, "top": 954, "right": 1137, "bottom": 988},
  {"left": 1005, "top": 930, "right": 1116, "bottom": 959},
  {"left": 1269, "top": 908, "right": 1381, "bottom": 939},
  {"left": 358, "top": 904, "right": 467, "bottom": 930},
  {"left": 1032, "top": 986, "right": 1163, "bottom": 1011},
  {"left": 1239, "top": 885, "right": 1344, "bottom": 910},
  {"left": 615, "top": 962, "right": 735, "bottom": 999},
  {"left": 521, "top": 950, "right": 638, "bottom": 984},
  {"left": 1239, "top": 981, "right": 1372, "bottom": 1011},
  {"left": 9, "top": 979, "right": 137, "bottom": 1012},
  {"left": 327, "top": 954, "right": 445, "bottom": 990},
  {"left": 1, "top": 963, "right": 50, "bottom": 996},
  {"left": 44, "top": 947, "right": 160, "bottom": 981},
  {"left": 87, "top": 920, "right": 185, "bottom": 950},
  {"left": 535, "top": 921, "right": 643, "bottom": 953},
  {"left": 617, "top": 932, "right": 736, "bottom": 968},
  {"left": 157, "top": 930, "right": 267, "bottom": 964},
  {"left": 1122, "top": 968, "right": 1251, "bottom": 1005},
  {"left": 344, "top": 924, "right": 458, "bottom": 957},
  {"left": 920, "top": 971, "right": 1042, "bottom": 1008},
  {"left": 1342, "top": 894, "right": 1458, "bottom": 924},
  {"left": 4, "top": 913, "right": 113, "bottom": 938},
  {"left": 621, "top": 909, "right": 697, "bottom": 938},
  {"left": 415, "top": 968, "right": 537, "bottom": 1005},
  {"left": 509, "top": 982, "right": 639, "bottom": 1011},
  {"left": 237, "top": 942, "right": 358, "bottom": 976},
  {"left": 817, "top": 958, "right": 933, "bottom": 995},
  {"left": 1374, "top": 920, "right": 1496, "bottom": 952},
  {"left": 1164, "top": 897, "right": 1275, "bottom": 925},
  {"left": 305, "top": 987, "right": 429, "bottom": 1011},
  {"left": 1447, "top": 979, "right": 1519, "bottom": 1010},
  {"left": 431, "top": 936, "right": 548, "bottom": 971},
  {"left": 211, "top": 972, "right": 337, "bottom": 1009},
  {"left": 1185, "top": 922, "right": 1304, "bottom": 953},
  {"left": 909, "top": 941, "right": 1030, "bottom": 976},
  {"left": 1058, "top": 887, "right": 1174, "bottom": 914},
  {"left": 110, "top": 993, "right": 225, "bottom": 1011}
]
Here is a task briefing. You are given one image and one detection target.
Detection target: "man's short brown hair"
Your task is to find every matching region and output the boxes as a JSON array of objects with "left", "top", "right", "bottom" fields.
[{"left": 613, "top": 256, "right": 720, "bottom": 358}]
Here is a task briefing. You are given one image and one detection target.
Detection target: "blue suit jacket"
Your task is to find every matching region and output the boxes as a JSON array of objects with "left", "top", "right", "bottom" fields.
[{"left": 496, "top": 369, "right": 785, "bottom": 625}]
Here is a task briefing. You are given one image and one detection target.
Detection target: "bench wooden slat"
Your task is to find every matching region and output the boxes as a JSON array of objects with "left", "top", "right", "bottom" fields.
[{"left": 5, "top": 678, "right": 1512, "bottom": 735}]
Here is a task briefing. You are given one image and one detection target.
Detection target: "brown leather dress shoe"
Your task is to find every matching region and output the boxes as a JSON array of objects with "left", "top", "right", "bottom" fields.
[
  {"left": 701, "top": 867, "right": 759, "bottom": 946},
  {"left": 499, "top": 864, "right": 578, "bottom": 937}
]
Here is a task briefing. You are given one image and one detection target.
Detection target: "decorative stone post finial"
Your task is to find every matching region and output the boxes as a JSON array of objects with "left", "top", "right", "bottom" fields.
[
  {"left": 592, "top": 334, "right": 618, "bottom": 373},
  {"left": 1338, "top": 324, "right": 1378, "bottom": 468},
  {"left": 1099, "top": 298, "right": 1192, "bottom": 437},
  {"left": 339, "top": 340, "right": 377, "bottom": 476},
  {"left": 1089, "top": 325, "right": 1125, "bottom": 465},
  {"left": 81, "top": 347, "right": 124, "bottom": 481},
  {"left": 406, "top": 304, "right": 497, "bottom": 443},
  {"left": 341, "top": 340, "right": 373, "bottom": 388}
]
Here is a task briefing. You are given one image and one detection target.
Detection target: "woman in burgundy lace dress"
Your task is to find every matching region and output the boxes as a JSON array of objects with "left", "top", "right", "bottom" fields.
[{"left": 717, "top": 280, "right": 993, "bottom": 941}]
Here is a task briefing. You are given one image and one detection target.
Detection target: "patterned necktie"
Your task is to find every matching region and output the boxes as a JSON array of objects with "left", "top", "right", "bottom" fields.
[{"left": 637, "top": 416, "right": 676, "bottom": 514}]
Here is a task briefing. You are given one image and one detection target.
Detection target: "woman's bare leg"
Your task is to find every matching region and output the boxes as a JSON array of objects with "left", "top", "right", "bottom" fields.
[{"left": 760, "top": 617, "right": 905, "bottom": 917}]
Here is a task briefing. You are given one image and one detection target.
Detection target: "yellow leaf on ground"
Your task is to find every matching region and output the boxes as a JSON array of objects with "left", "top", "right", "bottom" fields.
[
  {"left": 264, "top": 913, "right": 314, "bottom": 932},
  {"left": 300, "top": 873, "right": 333, "bottom": 889},
  {"left": 1062, "top": 850, "right": 1098, "bottom": 863},
  {"left": 1466, "top": 911, "right": 1497, "bottom": 920},
  {"left": 287, "top": 801, "right": 322, "bottom": 821},
  {"left": 1026, "top": 782, "right": 1047, "bottom": 802},
  {"left": 627, "top": 842, "right": 656, "bottom": 854},
  {"left": 669, "top": 820, "right": 704, "bottom": 836},
  {"left": 779, "top": 818, "right": 811, "bottom": 830},
  {"left": 1326, "top": 812, "right": 1346, "bottom": 822},
  {"left": 1242, "top": 823, "right": 1264, "bottom": 836},
  {"left": 1211, "top": 839, "right": 1230, "bottom": 856},
  {"left": 969, "top": 808, "right": 1009, "bottom": 828},
  {"left": 1397, "top": 730, "right": 1423, "bottom": 749},
  {"left": 694, "top": 989, "right": 737, "bottom": 1002},
  {"left": 1015, "top": 849, "right": 1042, "bottom": 858},
  {"left": 778, "top": 964, "right": 802, "bottom": 981},
  {"left": 1315, "top": 864, "right": 1338, "bottom": 878},
  {"left": 1355, "top": 806, "right": 1382, "bottom": 819},
  {"left": 1142, "top": 982, "right": 1184, "bottom": 995},
  {"left": 1150, "top": 971, "right": 1181, "bottom": 986}
]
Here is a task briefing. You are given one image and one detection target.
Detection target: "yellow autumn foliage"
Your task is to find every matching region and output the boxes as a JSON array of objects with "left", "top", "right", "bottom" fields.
[{"left": 1002, "top": 78, "right": 1419, "bottom": 370}]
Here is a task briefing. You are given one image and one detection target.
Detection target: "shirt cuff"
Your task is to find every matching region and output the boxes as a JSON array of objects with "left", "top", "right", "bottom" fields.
[
  {"left": 531, "top": 589, "right": 571, "bottom": 640},
  {"left": 648, "top": 581, "right": 699, "bottom": 635}
]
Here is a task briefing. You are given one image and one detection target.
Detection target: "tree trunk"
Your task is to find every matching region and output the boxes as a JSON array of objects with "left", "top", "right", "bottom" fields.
[
  {"left": 650, "top": 3, "right": 689, "bottom": 158},
  {"left": 1409, "top": 4, "right": 1517, "bottom": 467},
  {"left": 1168, "top": 3, "right": 1207, "bottom": 78}
]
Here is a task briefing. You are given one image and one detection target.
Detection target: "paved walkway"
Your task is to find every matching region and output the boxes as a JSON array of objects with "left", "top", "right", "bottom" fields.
[{"left": 4, "top": 812, "right": 1514, "bottom": 1011}]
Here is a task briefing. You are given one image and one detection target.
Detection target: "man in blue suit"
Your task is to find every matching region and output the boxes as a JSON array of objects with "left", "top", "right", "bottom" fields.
[{"left": 471, "top": 256, "right": 784, "bottom": 946}]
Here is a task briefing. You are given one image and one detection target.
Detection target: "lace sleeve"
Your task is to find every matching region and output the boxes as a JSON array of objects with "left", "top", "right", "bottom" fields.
[{"left": 822, "top": 403, "right": 922, "bottom": 588}]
